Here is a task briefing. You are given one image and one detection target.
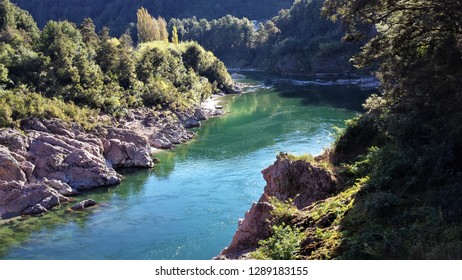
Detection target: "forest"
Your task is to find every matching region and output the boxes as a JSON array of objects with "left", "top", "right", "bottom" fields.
[
  {"left": 247, "top": 0, "right": 462, "bottom": 260},
  {"left": 13, "top": 0, "right": 361, "bottom": 73},
  {"left": 170, "top": 0, "right": 362, "bottom": 72}
]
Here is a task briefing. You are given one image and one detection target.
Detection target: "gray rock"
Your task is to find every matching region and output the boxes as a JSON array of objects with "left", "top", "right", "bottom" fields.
[
  {"left": 104, "top": 138, "right": 153, "bottom": 169},
  {"left": 28, "top": 128, "right": 121, "bottom": 190},
  {"left": 106, "top": 128, "right": 149, "bottom": 148},
  {"left": 0, "top": 181, "right": 68, "bottom": 219},
  {"left": 0, "top": 128, "right": 29, "bottom": 152},
  {"left": 46, "top": 179, "right": 78, "bottom": 195}
]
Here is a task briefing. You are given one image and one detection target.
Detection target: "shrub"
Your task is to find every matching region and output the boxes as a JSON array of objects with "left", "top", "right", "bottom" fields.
[
  {"left": 250, "top": 223, "right": 304, "bottom": 260},
  {"left": 269, "top": 196, "right": 299, "bottom": 224}
]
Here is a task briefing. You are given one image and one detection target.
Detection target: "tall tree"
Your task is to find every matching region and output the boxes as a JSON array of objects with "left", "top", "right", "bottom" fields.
[
  {"left": 80, "top": 18, "right": 99, "bottom": 55},
  {"left": 158, "top": 16, "right": 168, "bottom": 42},
  {"left": 171, "top": 25, "right": 179, "bottom": 46},
  {"left": 136, "top": 7, "right": 159, "bottom": 43}
]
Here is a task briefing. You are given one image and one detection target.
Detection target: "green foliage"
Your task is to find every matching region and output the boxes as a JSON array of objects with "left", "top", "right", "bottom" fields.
[
  {"left": 0, "top": 87, "right": 98, "bottom": 129},
  {"left": 171, "top": 25, "right": 179, "bottom": 46},
  {"left": 286, "top": 153, "right": 314, "bottom": 162},
  {"left": 320, "top": 0, "right": 462, "bottom": 260},
  {"left": 169, "top": 0, "right": 359, "bottom": 72},
  {"left": 251, "top": 223, "right": 304, "bottom": 260},
  {"left": 269, "top": 196, "right": 299, "bottom": 224}
]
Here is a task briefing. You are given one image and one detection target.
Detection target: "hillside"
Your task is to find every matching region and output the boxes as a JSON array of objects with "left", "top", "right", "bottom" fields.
[
  {"left": 171, "top": 0, "right": 365, "bottom": 74},
  {"left": 1, "top": 0, "right": 235, "bottom": 129},
  {"left": 12, "top": 0, "right": 294, "bottom": 35}
]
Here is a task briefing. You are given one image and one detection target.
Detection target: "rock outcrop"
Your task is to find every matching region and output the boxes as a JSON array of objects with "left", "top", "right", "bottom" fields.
[
  {"left": 0, "top": 180, "right": 68, "bottom": 219},
  {"left": 24, "top": 120, "right": 122, "bottom": 190},
  {"left": 217, "top": 153, "right": 339, "bottom": 259}
]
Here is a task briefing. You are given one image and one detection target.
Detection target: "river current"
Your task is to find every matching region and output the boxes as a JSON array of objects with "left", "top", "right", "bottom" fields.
[{"left": 0, "top": 72, "right": 372, "bottom": 259}]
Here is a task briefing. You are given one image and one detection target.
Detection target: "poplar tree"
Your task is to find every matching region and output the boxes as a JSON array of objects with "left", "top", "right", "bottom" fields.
[
  {"left": 136, "top": 7, "right": 159, "bottom": 42},
  {"left": 158, "top": 16, "right": 168, "bottom": 42},
  {"left": 171, "top": 25, "right": 179, "bottom": 46}
]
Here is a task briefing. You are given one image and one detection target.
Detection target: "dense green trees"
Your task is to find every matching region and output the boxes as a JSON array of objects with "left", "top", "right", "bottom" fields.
[
  {"left": 0, "top": 0, "right": 233, "bottom": 128},
  {"left": 324, "top": 0, "right": 462, "bottom": 258},
  {"left": 9, "top": 0, "right": 360, "bottom": 74},
  {"left": 170, "top": 0, "right": 360, "bottom": 72}
]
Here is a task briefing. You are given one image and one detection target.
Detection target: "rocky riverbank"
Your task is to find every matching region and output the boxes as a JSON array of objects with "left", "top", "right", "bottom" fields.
[
  {"left": 0, "top": 102, "right": 224, "bottom": 220},
  {"left": 216, "top": 152, "right": 340, "bottom": 259}
]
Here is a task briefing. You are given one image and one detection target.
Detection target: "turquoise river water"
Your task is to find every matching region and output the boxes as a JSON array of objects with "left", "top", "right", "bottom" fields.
[{"left": 0, "top": 72, "right": 372, "bottom": 259}]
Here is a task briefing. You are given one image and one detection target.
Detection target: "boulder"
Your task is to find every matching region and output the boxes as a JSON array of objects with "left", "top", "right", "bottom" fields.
[
  {"left": 0, "top": 128, "right": 29, "bottom": 153},
  {"left": 183, "top": 118, "right": 201, "bottom": 129},
  {"left": 104, "top": 137, "right": 153, "bottom": 169},
  {"left": 46, "top": 179, "right": 79, "bottom": 195},
  {"left": 106, "top": 128, "right": 149, "bottom": 148},
  {"left": 23, "top": 204, "right": 48, "bottom": 215}
]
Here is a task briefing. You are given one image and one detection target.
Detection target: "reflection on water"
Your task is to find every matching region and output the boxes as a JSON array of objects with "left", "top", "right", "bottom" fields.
[{"left": 0, "top": 72, "right": 371, "bottom": 259}]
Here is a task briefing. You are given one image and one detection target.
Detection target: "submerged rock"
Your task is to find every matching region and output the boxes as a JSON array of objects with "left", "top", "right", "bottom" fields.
[{"left": 71, "top": 199, "right": 97, "bottom": 211}]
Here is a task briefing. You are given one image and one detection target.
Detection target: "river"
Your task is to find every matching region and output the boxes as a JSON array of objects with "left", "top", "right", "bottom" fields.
[{"left": 0, "top": 72, "right": 373, "bottom": 259}]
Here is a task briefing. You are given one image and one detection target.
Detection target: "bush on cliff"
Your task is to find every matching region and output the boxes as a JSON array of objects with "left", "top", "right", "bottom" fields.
[{"left": 250, "top": 223, "right": 304, "bottom": 260}]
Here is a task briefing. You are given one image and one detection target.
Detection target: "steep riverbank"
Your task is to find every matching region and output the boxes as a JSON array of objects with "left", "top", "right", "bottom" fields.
[
  {"left": 217, "top": 152, "right": 340, "bottom": 259},
  {"left": 0, "top": 102, "right": 224, "bottom": 220}
]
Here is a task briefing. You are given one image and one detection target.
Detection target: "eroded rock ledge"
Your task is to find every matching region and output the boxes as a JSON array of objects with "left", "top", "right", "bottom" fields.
[
  {"left": 0, "top": 105, "right": 222, "bottom": 220},
  {"left": 217, "top": 152, "right": 339, "bottom": 259}
]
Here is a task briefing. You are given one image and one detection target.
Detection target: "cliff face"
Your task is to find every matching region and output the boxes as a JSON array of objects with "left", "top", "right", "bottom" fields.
[
  {"left": 0, "top": 106, "right": 222, "bottom": 220},
  {"left": 218, "top": 153, "right": 339, "bottom": 259}
]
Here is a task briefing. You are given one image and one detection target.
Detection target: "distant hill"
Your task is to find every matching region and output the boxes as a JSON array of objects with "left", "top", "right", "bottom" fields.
[{"left": 12, "top": 0, "right": 294, "bottom": 35}]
